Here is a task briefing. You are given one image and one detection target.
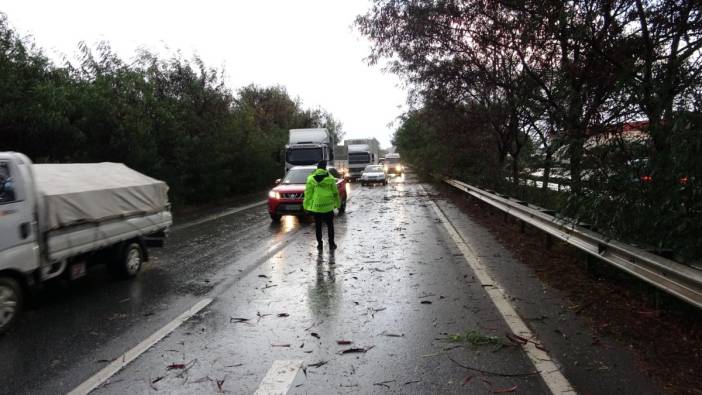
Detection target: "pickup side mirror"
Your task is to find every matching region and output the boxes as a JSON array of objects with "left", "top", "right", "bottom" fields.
[{"left": 274, "top": 178, "right": 282, "bottom": 185}]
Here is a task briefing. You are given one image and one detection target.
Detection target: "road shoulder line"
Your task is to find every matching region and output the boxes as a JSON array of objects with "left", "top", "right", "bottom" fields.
[
  {"left": 424, "top": 188, "right": 575, "bottom": 394},
  {"left": 68, "top": 298, "right": 213, "bottom": 395}
]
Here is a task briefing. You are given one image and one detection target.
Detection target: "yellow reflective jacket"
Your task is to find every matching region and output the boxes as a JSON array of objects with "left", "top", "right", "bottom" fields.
[{"left": 303, "top": 169, "right": 340, "bottom": 213}]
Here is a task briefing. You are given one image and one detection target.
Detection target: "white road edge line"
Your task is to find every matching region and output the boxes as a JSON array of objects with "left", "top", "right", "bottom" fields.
[
  {"left": 423, "top": 187, "right": 576, "bottom": 394},
  {"left": 253, "top": 359, "right": 304, "bottom": 395},
  {"left": 68, "top": 298, "right": 213, "bottom": 395},
  {"left": 173, "top": 200, "right": 267, "bottom": 231}
]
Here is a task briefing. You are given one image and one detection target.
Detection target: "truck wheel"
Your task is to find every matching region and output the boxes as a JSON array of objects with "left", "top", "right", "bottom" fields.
[
  {"left": 110, "top": 242, "right": 144, "bottom": 279},
  {"left": 270, "top": 213, "right": 281, "bottom": 222},
  {"left": 0, "top": 277, "right": 23, "bottom": 335}
]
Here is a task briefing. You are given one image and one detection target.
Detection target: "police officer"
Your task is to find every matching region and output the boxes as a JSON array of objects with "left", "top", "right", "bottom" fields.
[{"left": 303, "top": 161, "right": 340, "bottom": 250}]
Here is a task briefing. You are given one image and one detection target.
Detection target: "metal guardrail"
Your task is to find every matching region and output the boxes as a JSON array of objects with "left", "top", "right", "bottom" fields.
[{"left": 444, "top": 178, "right": 702, "bottom": 309}]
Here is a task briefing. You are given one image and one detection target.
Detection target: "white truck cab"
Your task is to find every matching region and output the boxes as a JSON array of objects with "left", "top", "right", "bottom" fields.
[
  {"left": 0, "top": 152, "right": 172, "bottom": 334},
  {"left": 0, "top": 152, "right": 39, "bottom": 277}
]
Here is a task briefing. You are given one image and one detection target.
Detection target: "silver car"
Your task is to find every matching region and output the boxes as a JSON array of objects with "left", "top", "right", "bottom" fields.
[{"left": 360, "top": 165, "right": 387, "bottom": 186}]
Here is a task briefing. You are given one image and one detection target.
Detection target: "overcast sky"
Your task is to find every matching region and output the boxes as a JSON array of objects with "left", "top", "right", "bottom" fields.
[{"left": 2, "top": 0, "right": 406, "bottom": 148}]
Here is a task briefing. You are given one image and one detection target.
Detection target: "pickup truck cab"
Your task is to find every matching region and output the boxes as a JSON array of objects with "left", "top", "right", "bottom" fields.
[
  {"left": 268, "top": 165, "right": 348, "bottom": 221},
  {"left": 0, "top": 152, "right": 172, "bottom": 334}
]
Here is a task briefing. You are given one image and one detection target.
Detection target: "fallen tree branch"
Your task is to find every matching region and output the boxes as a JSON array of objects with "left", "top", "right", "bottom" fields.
[{"left": 447, "top": 356, "right": 539, "bottom": 377}]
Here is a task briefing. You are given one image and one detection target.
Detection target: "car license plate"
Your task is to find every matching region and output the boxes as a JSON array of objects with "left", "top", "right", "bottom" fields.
[
  {"left": 281, "top": 204, "right": 301, "bottom": 211},
  {"left": 70, "top": 262, "right": 87, "bottom": 280}
]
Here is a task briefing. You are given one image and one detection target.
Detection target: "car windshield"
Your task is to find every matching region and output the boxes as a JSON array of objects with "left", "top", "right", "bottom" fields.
[
  {"left": 364, "top": 165, "right": 383, "bottom": 172},
  {"left": 283, "top": 168, "right": 314, "bottom": 184},
  {"left": 286, "top": 147, "right": 323, "bottom": 165}
]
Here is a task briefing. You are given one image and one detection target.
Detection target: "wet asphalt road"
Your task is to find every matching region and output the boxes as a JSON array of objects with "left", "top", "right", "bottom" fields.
[{"left": 0, "top": 175, "right": 658, "bottom": 394}]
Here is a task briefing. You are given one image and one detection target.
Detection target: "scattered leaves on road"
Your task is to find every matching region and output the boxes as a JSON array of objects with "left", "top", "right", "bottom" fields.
[
  {"left": 380, "top": 331, "right": 404, "bottom": 337},
  {"left": 308, "top": 361, "right": 328, "bottom": 368},
  {"left": 339, "top": 346, "right": 375, "bottom": 354},
  {"left": 216, "top": 378, "right": 225, "bottom": 393},
  {"left": 373, "top": 380, "right": 395, "bottom": 388},
  {"left": 167, "top": 363, "right": 186, "bottom": 370},
  {"left": 151, "top": 376, "right": 165, "bottom": 384},
  {"left": 446, "top": 330, "right": 503, "bottom": 346},
  {"left": 277, "top": 313, "right": 290, "bottom": 318},
  {"left": 311, "top": 332, "right": 320, "bottom": 339},
  {"left": 420, "top": 300, "right": 433, "bottom": 304},
  {"left": 337, "top": 340, "right": 353, "bottom": 345},
  {"left": 493, "top": 384, "right": 518, "bottom": 393}
]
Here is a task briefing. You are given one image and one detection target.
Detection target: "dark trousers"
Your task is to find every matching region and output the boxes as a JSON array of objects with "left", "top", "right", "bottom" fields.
[{"left": 314, "top": 211, "right": 334, "bottom": 243}]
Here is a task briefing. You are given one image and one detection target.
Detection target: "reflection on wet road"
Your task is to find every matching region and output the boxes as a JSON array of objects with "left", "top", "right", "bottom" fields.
[{"left": 308, "top": 253, "right": 340, "bottom": 319}]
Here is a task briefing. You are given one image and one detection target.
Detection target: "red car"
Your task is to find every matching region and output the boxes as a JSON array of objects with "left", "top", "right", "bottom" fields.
[{"left": 268, "top": 165, "right": 348, "bottom": 221}]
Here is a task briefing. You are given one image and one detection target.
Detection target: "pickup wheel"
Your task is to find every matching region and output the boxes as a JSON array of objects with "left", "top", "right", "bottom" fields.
[
  {"left": 270, "top": 213, "right": 282, "bottom": 222},
  {"left": 339, "top": 198, "right": 347, "bottom": 215},
  {"left": 110, "top": 242, "right": 144, "bottom": 279},
  {"left": 0, "top": 277, "right": 23, "bottom": 335}
]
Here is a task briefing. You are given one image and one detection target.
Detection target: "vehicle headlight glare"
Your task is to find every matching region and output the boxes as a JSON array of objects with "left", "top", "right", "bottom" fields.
[{"left": 269, "top": 191, "right": 280, "bottom": 199}]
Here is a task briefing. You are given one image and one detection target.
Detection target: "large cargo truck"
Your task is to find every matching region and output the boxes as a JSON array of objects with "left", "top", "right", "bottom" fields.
[
  {"left": 0, "top": 152, "right": 173, "bottom": 333},
  {"left": 345, "top": 138, "right": 380, "bottom": 180},
  {"left": 284, "top": 128, "right": 335, "bottom": 173}
]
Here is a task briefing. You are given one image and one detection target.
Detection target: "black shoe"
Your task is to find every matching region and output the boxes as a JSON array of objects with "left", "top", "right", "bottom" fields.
[
  {"left": 317, "top": 242, "right": 323, "bottom": 250},
  {"left": 330, "top": 242, "right": 337, "bottom": 250}
]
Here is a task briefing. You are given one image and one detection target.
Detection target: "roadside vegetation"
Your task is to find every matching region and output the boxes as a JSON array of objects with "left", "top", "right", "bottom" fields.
[
  {"left": 357, "top": 0, "right": 702, "bottom": 262},
  {"left": 0, "top": 14, "right": 342, "bottom": 206}
]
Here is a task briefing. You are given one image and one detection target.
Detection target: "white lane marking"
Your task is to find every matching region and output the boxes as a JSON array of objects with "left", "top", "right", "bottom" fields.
[
  {"left": 173, "top": 200, "right": 266, "bottom": 231},
  {"left": 68, "top": 298, "right": 213, "bottom": 395},
  {"left": 425, "top": 191, "right": 575, "bottom": 394},
  {"left": 254, "top": 359, "right": 304, "bottom": 395}
]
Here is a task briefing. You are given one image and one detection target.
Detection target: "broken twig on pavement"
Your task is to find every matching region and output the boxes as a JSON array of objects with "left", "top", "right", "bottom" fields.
[{"left": 447, "top": 356, "right": 538, "bottom": 377}]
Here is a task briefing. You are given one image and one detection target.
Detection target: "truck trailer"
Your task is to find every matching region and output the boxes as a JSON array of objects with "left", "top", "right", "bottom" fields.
[{"left": 0, "top": 152, "right": 173, "bottom": 333}]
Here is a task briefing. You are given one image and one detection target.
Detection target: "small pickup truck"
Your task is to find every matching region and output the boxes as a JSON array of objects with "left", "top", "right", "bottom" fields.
[{"left": 0, "top": 152, "right": 173, "bottom": 334}]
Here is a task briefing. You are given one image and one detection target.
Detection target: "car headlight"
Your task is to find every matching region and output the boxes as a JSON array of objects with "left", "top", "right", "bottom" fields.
[
  {"left": 384, "top": 165, "right": 388, "bottom": 171},
  {"left": 268, "top": 191, "right": 280, "bottom": 199},
  {"left": 396, "top": 165, "right": 402, "bottom": 171}
]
